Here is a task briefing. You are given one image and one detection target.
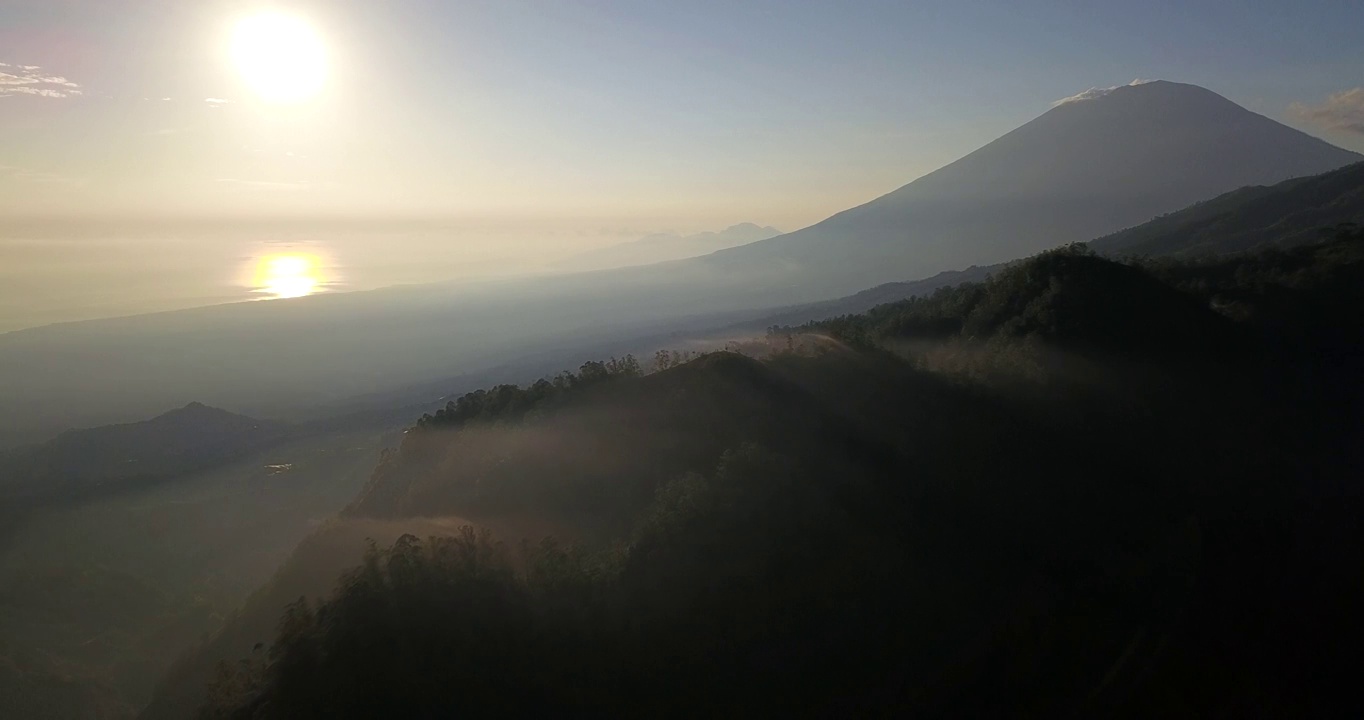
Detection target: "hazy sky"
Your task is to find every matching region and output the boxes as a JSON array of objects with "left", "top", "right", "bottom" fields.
[{"left": 2, "top": 0, "right": 1362, "bottom": 231}]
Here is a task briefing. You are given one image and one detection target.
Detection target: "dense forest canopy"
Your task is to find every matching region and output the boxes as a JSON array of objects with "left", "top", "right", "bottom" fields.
[{"left": 182, "top": 228, "right": 1364, "bottom": 718}]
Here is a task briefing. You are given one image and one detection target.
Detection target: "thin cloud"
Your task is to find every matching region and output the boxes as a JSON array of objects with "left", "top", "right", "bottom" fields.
[
  {"left": 1291, "top": 88, "right": 1364, "bottom": 135},
  {"left": 2, "top": 87, "right": 81, "bottom": 99},
  {"left": 1052, "top": 79, "right": 1157, "bottom": 107},
  {"left": 1, "top": 165, "right": 85, "bottom": 186},
  {"left": 1052, "top": 87, "right": 1115, "bottom": 107},
  {"left": 216, "top": 178, "right": 311, "bottom": 192},
  {"left": 0, "top": 63, "right": 83, "bottom": 98}
]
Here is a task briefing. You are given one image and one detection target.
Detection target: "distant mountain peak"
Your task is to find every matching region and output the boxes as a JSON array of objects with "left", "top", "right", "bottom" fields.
[
  {"left": 702, "top": 80, "right": 1360, "bottom": 299},
  {"left": 1, "top": 402, "right": 287, "bottom": 504},
  {"left": 724, "top": 222, "right": 779, "bottom": 234},
  {"left": 161, "top": 401, "right": 228, "bottom": 419},
  {"left": 555, "top": 222, "right": 782, "bottom": 271},
  {"left": 149, "top": 401, "right": 275, "bottom": 430}
]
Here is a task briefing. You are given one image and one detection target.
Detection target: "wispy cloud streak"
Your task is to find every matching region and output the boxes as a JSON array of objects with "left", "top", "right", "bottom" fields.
[
  {"left": 1291, "top": 88, "right": 1364, "bottom": 135},
  {"left": 0, "top": 63, "right": 83, "bottom": 99},
  {"left": 1051, "top": 79, "right": 1156, "bottom": 107}
]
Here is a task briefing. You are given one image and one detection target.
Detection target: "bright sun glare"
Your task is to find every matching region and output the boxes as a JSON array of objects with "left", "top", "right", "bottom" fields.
[
  {"left": 255, "top": 254, "right": 323, "bottom": 299},
  {"left": 231, "top": 11, "right": 328, "bottom": 104}
]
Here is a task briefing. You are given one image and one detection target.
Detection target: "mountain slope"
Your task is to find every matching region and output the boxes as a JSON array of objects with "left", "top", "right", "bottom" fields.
[
  {"left": 700, "top": 81, "right": 1361, "bottom": 296},
  {"left": 710, "top": 160, "right": 1364, "bottom": 339},
  {"left": 555, "top": 223, "right": 781, "bottom": 271},
  {"left": 1092, "top": 160, "right": 1364, "bottom": 257}
]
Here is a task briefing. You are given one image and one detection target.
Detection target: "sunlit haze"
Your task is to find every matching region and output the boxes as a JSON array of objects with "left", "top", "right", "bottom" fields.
[
  {"left": 1, "top": 0, "right": 1363, "bottom": 332},
  {"left": 230, "top": 11, "right": 328, "bottom": 105}
]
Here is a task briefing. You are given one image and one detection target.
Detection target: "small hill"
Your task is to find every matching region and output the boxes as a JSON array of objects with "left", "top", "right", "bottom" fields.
[
  {"left": 954, "top": 246, "right": 1241, "bottom": 354},
  {"left": 0, "top": 402, "right": 288, "bottom": 505},
  {"left": 555, "top": 223, "right": 781, "bottom": 271}
]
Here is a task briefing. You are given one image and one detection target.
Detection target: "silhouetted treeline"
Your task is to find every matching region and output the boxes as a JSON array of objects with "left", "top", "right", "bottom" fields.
[
  {"left": 194, "top": 231, "right": 1364, "bottom": 718},
  {"left": 413, "top": 356, "right": 643, "bottom": 432}
]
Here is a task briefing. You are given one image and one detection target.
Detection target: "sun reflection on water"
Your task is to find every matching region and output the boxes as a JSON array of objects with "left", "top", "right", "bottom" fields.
[{"left": 252, "top": 252, "right": 327, "bottom": 299}]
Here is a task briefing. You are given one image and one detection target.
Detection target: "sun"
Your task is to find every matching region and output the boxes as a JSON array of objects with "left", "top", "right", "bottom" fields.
[{"left": 230, "top": 11, "right": 328, "bottom": 104}]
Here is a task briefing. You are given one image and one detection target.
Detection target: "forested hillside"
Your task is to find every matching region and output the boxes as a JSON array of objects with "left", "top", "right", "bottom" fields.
[{"left": 179, "top": 229, "right": 1364, "bottom": 718}]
